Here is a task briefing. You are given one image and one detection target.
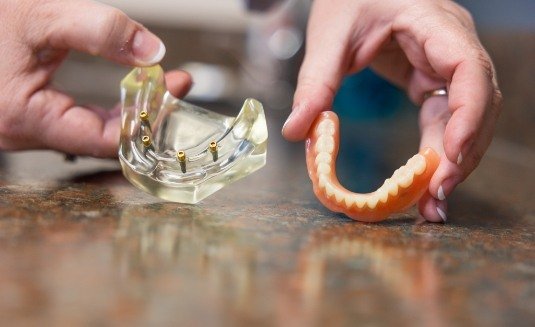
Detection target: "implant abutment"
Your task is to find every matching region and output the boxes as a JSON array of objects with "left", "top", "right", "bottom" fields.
[
  {"left": 209, "top": 141, "right": 218, "bottom": 162},
  {"left": 177, "top": 151, "right": 187, "bottom": 173}
]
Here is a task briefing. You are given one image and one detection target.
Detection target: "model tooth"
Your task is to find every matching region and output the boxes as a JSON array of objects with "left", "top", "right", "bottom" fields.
[
  {"left": 366, "top": 195, "right": 379, "bottom": 209},
  {"left": 316, "top": 120, "right": 335, "bottom": 135},
  {"left": 392, "top": 167, "right": 403, "bottom": 179},
  {"left": 354, "top": 195, "right": 366, "bottom": 209},
  {"left": 317, "top": 163, "right": 331, "bottom": 175},
  {"left": 334, "top": 190, "right": 344, "bottom": 203},
  {"left": 397, "top": 171, "right": 414, "bottom": 188},
  {"left": 405, "top": 154, "right": 418, "bottom": 166},
  {"left": 384, "top": 179, "right": 399, "bottom": 196},
  {"left": 376, "top": 188, "right": 389, "bottom": 203},
  {"left": 412, "top": 154, "right": 427, "bottom": 175},
  {"left": 318, "top": 174, "right": 328, "bottom": 188},
  {"left": 344, "top": 194, "right": 355, "bottom": 207},
  {"left": 315, "top": 152, "right": 332, "bottom": 165},
  {"left": 325, "top": 183, "right": 335, "bottom": 197},
  {"left": 315, "top": 135, "right": 335, "bottom": 153}
]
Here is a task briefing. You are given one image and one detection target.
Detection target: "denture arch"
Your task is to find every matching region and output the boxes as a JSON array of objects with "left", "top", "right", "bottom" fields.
[{"left": 306, "top": 111, "right": 440, "bottom": 222}]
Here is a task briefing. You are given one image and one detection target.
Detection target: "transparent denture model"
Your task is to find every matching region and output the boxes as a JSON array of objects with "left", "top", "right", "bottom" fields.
[{"left": 119, "top": 65, "right": 268, "bottom": 204}]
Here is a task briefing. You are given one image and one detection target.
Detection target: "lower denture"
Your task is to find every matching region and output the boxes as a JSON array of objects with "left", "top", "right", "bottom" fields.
[{"left": 305, "top": 111, "right": 440, "bottom": 222}]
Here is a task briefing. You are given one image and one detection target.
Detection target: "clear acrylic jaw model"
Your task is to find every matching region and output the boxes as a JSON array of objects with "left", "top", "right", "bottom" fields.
[{"left": 119, "top": 65, "right": 268, "bottom": 204}]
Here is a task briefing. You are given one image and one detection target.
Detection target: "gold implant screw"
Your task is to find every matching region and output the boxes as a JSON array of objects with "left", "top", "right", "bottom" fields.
[
  {"left": 209, "top": 141, "right": 218, "bottom": 161},
  {"left": 139, "top": 111, "right": 149, "bottom": 121},
  {"left": 141, "top": 135, "right": 152, "bottom": 147},
  {"left": 177, "top": 151, "right": 187, "bottom": 173}
]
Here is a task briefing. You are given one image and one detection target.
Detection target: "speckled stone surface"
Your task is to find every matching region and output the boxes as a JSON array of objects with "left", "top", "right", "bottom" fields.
[{"left": 0, "top": 33, "right": 533, "bottom": 326}]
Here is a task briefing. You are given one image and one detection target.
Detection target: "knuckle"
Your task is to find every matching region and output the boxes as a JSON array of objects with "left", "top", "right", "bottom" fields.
[
  {"left": 493, "top": 88, "right": 504, "bottom": 108},
  {"left": 473, "top": 51, "right": 495, "bottom": 82},
  {"left": 298, "top": 76, "right": 337, "bottom": 102},
  {"left": 457, "top": 5, "right": 475, "bottom": 27},
  {"left": 491, "top": 88, "right": 504, "bottom": 119}
]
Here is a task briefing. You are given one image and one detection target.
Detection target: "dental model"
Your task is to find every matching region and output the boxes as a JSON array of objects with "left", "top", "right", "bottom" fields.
[
  {"left": 306, "top": 112, "right": 440, "bottom": 222},
  {"left": 119, "top": 65, "right": 268, "bottom": 204}
]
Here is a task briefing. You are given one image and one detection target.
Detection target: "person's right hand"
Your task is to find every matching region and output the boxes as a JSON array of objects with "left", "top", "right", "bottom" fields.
[
  {"left": 282, "top": 0, "right": 502, "bottom": 223},
  {"left": 0, "top": 0, "right": 192, "bottom": 158}
]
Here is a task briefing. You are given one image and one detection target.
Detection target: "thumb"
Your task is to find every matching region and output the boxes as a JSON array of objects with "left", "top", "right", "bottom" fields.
[{"left": 38, "top": 0, "right": 165, "bottom": 66}]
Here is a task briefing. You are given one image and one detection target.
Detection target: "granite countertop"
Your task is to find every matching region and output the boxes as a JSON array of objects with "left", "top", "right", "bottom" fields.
[{"left": 0, "top": 32, "right": 533, "bottom": 325}]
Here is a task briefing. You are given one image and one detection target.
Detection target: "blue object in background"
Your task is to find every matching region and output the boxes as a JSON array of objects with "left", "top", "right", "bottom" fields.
[
  {"left": 333, "top": 69, "right": 403, "bottom": 121},
  {"left": 333, "top": 69, "right": 406, "bottom": 192}
]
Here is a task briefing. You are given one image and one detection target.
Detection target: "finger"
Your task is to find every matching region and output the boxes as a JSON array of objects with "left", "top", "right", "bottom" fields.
[
  {"left": 24, "top": 89, "right": 120, "bottom": 157},
  {"left": 36, "top": 0, "right": 165, "bottom": 66},
  {"left": 283, "top": 0, "right": 368, "bottom": 142},
  {"left": 425, "top": 46, "right": 501, "bottom": 200},
  {"left": 417, "top": 22, "right": 500, "bottom": 169},
  {"left": 418, "top": 192, "right": 448, "bottom": 224},
  {"left": 442, "top": 56, "right": 498, "bottom": 165},
  {"left": 417, "top": 96, "right": 461, "bottom": 222},
  {"left": 21, "top": 71, "right": 192, "bottom": 158},
  {"left": 165, "top": 70, "right": 193, "bottom": 98}
]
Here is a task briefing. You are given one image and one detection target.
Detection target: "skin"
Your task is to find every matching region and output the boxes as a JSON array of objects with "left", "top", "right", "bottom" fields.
[
  {"left": 0, "top": 0, "right": 192, "bottom": 158},
  {"left": 282, "top": 0, "right": 503, "bottom": 223}
]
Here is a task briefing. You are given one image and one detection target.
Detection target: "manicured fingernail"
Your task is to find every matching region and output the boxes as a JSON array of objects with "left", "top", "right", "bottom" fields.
[
  {"left": 436, "top": 206, "right": 447, "bottom": 222},
  {"left": 132, "top": 30, "right": 166, "bottom": 65},
  {"left": 437, "top": 185, "right": 446, "bottom": 201},
  {"left": 457, "top": 152, "right": 463, "bottom": 165}
]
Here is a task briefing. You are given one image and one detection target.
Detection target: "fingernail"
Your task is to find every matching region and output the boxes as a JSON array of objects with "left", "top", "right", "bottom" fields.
[
  {"left": 132, "top": 30, "right": 166, "bottom": 65},
  {"left": 437, "top": 185, "right": 446, "bottom": 201},
  {"left": 437, "top": 176, "right": 461, "bottom": 201},
  {"left": 457, "top": 138, "right": 474, "bottom": 165},
  {"left": 436, "top": 206, "right": 447, "bottom": 223},
  {"left": 282, "top": 109, "right": 297, "bottom": 134}
]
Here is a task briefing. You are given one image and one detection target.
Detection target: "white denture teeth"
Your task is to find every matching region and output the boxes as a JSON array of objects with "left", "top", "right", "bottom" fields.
[
  {"left": 316, "top": 120, "right": 336, "bottom": 135},
  {"left": 318, "top": 174, "right": 329, "bottom": 188},
  {"left": 315, "top": 152, "right": 332, "bottom": 166},
  {"left": 344, "top": 195, "right": 355, "bottom": 207},
  {"left": 376, "top": 188, "right": 389, "bottom": 204},
  {"left": 397, "top": 171, "right": 414, "bottom": 188},
  {"left": 366, "top": 196, "right": 379, "bottom": 210},
  {"left": 411, "top": 154, "right": 427, "bottom": 175},
  {"left": 315, "top": 136, "right": 335, "bottom": 153},
  {"left": 334, "top": 190, "right": 345, "bottom": 203},
  {"left": 317, "top": 163, "right": 331, "bottom": 175},
  {"left": 354, "top": 195, "right": 366, "bottom": 209},
  {"left": 383, "top": 179, "right": 399, "bottom": 197},
  {"left": 312, "top": 115, "right": 431, "bottom": 214},
  {"left": 325, "top": 183, "right": 335, "bottom": 197}
]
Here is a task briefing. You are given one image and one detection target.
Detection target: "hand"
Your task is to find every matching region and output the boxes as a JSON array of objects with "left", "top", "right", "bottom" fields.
[
  {"left": 282, "top": 0, "right": 502, "bottom": 222},
  {"left": 0, "top": 0, "right": 192, "bottom": 158}
]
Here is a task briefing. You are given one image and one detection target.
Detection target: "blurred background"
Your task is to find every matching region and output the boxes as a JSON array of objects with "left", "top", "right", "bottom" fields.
[
  {"left": 56, "top": 0, "right": 535, "bottom": 132},
  {"left": 55, "top": 0, "right": 534, "bottom": 190}
]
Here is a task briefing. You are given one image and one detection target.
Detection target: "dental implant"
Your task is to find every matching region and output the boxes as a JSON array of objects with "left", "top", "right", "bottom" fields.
[
  {"left": 139, "top": 110, "right": 149, "bottom": 122},
  {"left": 141, "top": 135, "right": 151, "bottom": 147},
  {"left": 177, "top": 151, "right": 187, "bottom": 173},
  {"left": 141, "top": 135, "right": 154, "bottom": 153},
  {"left": 209, "top": 141, "right": 218, "bottom": 162},
  {"left": 139, "top": 110, "right": 153, "bottom": 135}
]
